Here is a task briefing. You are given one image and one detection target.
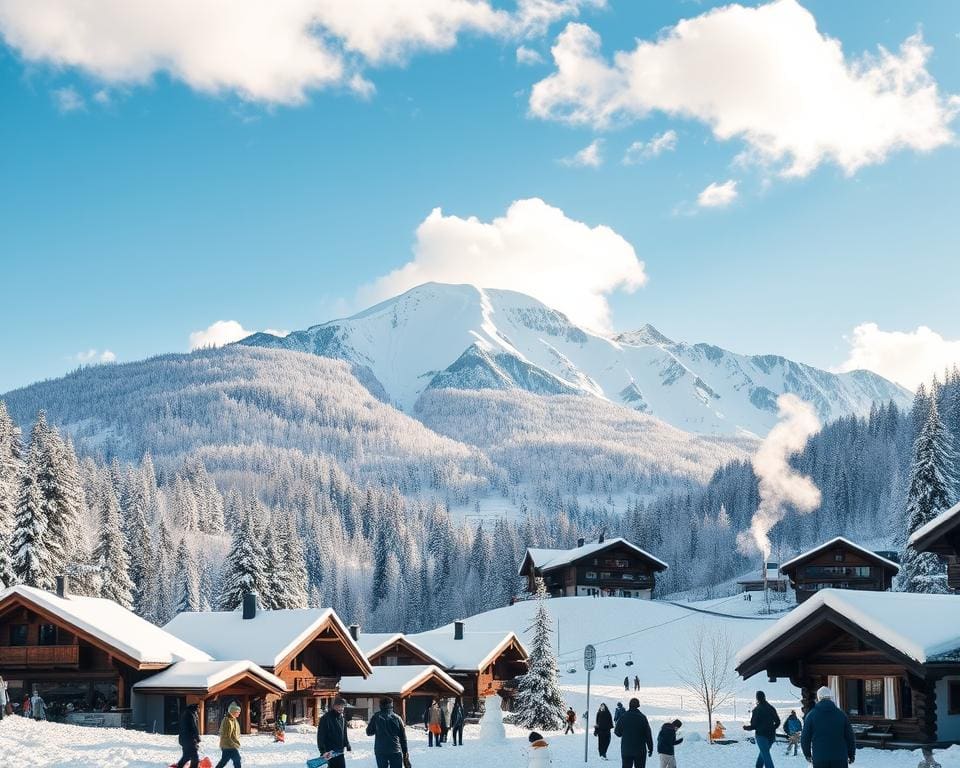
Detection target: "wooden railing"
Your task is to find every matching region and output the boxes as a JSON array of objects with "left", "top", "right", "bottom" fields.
[
  {"left": 0, "top": 645, "right": 80, "bottom": 667},
  {"left": 292, "top": 676, "right": 340, "bottom": 693}
]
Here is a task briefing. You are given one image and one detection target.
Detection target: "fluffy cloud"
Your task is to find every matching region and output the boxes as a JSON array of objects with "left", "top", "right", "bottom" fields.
[
  {"left": 52, "top": 86, "right": 85, "bottom": 113},
  {"left": 0, "top": 0, "right": 601, "bottom": 105},
  {"left": 530, "top": 0, "right": 959, "bottom": 177},
  {"left": 697, "top": 179, "right": 738, "bottom": 208},
  {"left": 836, "top": 323, "right": 960, "bottom": 391},
  {"left": 561, "top": 138, "right": 603, "bottom": 167},
  {"left": 623, "top": 129, "right": 677, "bottom": 164},
  {"left": 189, "top": 320, "right": 254, "bottom": 350},
  {"left": 358, "top": 197, "right": 646, "bottom": 332},
  {"left": 72, "top": 349, "right": 116, "bottom": 364},
  {"left": 516, "top": 45, "right": 544, "bottom": 65}
]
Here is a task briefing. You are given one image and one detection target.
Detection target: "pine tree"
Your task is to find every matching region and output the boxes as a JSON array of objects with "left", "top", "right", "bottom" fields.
[
  {"left": 95, "top": 485, "right": 135, "bottom": 608},
  {"left": 281, "top": 514, "right": 309, "bottom": 609},
  {"left": 0, "top": 401, "right": 22, "bottom": 588},
  {"left": 175, "top": 538, "right": 202, "bottom": 613},
  {"left": 899, "top": 398, "right": 956, "bottom": 593},
  {"left": 42, "top": 429, "right": 83, "bottom": 574},
  {"left": 124, "top": 481, "right": 153, "bottom": 614},
  {"left": 218, "top": 498, "right": 269, "bottom": 610},
  {"left": 514, "top": 578, "right": 566, "bottom": 730},
  {"left": 12, "top": 416, "right": 54, "bottom": 588}
]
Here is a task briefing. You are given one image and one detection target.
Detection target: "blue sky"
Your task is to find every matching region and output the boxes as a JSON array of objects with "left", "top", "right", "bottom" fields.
[{"left": 1, "top": 0, "right": 959, "bottom": 394}]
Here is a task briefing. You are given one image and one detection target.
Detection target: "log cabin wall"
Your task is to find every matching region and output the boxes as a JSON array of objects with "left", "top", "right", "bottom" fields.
[{"left": 785, "top": 545, "right": 896, "bottom": 603}]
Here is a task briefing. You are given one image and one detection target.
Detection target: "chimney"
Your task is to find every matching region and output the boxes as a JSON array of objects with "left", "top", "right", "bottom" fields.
[
  {"left": 598, "top": 530, "right": 605, "bottom": 544},
  {"left": 577, "top": 537, "right": 585, "bottom": 547},
  {"left": 349, "top": 624, "right": 360, "bottom": 641},
  {"left": 56, "top": 575, "right": 68, "bottom": 599},
  {"left": 242, "top": 591, "right": 258, "bottom": 620},
  {"left": 454, "top": 621, "right": 464, "bottom": 640}
]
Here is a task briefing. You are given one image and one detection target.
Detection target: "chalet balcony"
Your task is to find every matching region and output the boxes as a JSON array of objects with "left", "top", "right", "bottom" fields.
[
  {"left": 291, "top": 676, "right": 340, "bottom": 695},
  {"left": 0, "top": 645, "right": 79, "bottom": 668}
]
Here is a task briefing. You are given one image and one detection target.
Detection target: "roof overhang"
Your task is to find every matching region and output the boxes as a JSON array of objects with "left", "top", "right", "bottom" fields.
[
  {"left": 365, "top": 634, "right": 446, "bottom": 668},
  {"left": 271, "top": 611, "right": 373, "bottom": 678},
  {"left": 909, "top": 501, "right": 960, "bottom": 557}
]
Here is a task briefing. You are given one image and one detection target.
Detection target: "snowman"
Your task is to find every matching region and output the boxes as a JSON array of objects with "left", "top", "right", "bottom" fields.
[{"left": 478, "top": 693, "right": 506, "bottom": 743}]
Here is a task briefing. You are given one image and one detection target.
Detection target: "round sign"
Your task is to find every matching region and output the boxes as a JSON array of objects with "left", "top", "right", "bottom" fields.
[{"left": 584, "top": 644, "right": 596, "bottom": 671}]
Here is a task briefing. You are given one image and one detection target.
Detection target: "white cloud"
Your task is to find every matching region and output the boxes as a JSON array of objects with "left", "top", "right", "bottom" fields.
[
  {"left": 836, "top": 323, "right": 960, "bottom": 391},
  {"left": 623, "top": 129, "right": 677, "bottom": 164},
  {"left": 516, "top": 45, "right": 544, "bottom": 65},
  {"left": 52, "top": 86, "right": 85, "bottom": 113},
  {"left": 92, "top": 89, "right": 111, "bottom": 105},
  {"left": 358, "top": 197, "right": 646, "bottom": 332},
  {"left": 697, "top": 179, "right": 738, "bottom": 208},
  {"left": 189, "top": 320, "right": 254, "bottom": 350},
  {"left": 530, "top": 0, "right": 959, "bottom": 177},
  {"left": 0, "top": 0, "right": 600, "bottom": 105},
  {"left": 561, "top": 138, "right": 603, "bottom": 167},
  {"left": 71, "top": 349, "right": 116, "bottom": 364}
]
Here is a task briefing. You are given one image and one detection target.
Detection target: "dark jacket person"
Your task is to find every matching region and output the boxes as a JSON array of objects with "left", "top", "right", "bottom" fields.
[
  {"left": 595, "top": 703, "right": 614, "bottom": 759},
  {"left": 366, "top": 697, "right": 409, "bottom": 768},
  {"left": 801, "top": 687, "right": 856, "bottom": 768},
  {"left": 176, "top": 703, "right": 201, "bottom": 768},
  {"left": 744, "top": 690, "right": 780, "bottom": 768},
  {"left": 614, "top": 697, "right": 654, "bottom": 768},
  {"left": 317, "top": 697, "right": 352, "bottom": 768}
]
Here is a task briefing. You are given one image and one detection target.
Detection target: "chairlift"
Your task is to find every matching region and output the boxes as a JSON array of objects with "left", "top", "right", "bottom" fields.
[
  {"left": 567, "top": 667, "right": 577, "bottom": 674},
  {"left": 602, "top": 663, "right": 610, "bottom": 670},
  {"left": 611, "top": 662, "right": 618, "bottom": 668},
  {"left": 625, "top": 660, "right": 634, "bottom": 667}
]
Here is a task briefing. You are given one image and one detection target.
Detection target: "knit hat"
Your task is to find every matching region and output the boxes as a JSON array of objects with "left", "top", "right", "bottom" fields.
[
  {"left": 228, "top": 702, "right": 242, "bottom": 714},
  {"left": 816, "top": 686, "right": 834, "bottom": 701}
]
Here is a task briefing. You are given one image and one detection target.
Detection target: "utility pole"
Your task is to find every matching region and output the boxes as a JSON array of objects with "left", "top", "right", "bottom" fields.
[{"left": 584, "top": 645, "right": 596, "bottom": 764}]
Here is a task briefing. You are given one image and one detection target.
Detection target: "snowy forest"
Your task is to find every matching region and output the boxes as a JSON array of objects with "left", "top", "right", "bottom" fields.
[{"left": 0, "top": 353, "right": 957, "bottom": 631}]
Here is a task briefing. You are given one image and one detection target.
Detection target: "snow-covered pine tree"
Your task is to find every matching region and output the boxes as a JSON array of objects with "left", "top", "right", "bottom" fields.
[
  {"left": 217, "top": 498, "right": 269, "bottom": 610},
  {"left": 0, "top": 401, "right": 22, "bottom": 588},
  {"left": 281, "top": 514, "right": 309, "bottom": 609},
  {"left": 513, "top": 578, "right": 566, "bottom": 730},
  {"left": 41, "top": 428, "right": 83, "bottom": 574},
  {"left": 12, "top": 416, "right": 54, "bottom": 588},
  {"left": 899, "top": 397, "right": 956, "bottom": 593},
  {"left": 95, "top": 485, "right": 135, "bottom": 609},
  {"left": 124, "top": 481, "right": 153, "bottom": 614},
  {"left": 175, "top": 538, "right": 202, "bottom": 613}
]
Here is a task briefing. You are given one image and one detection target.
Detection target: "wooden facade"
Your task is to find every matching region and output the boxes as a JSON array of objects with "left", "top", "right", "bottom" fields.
[
  {"left": 450, "top": 635, "right": 528, "bottom": 712},
  {"left": 737, "top": 602, "right": 960, "bottom": 745},
  {"left": 520, "top": 538, "right": 668, "bottom": 599},
  {"left": 779, "top": 539, "right": 899, "bottom": 603},
  {"left": 366, "top": 636, "right": 444, "bottom": 668},
  {"left": 341, "top": 666, "right": 463, "bottom": 724},
  {"left": 910, "top": 501, "right": 960, "bottom": 591}
]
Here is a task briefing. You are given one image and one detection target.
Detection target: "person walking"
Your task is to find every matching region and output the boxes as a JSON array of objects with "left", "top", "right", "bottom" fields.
[
  {"left": 657, "top": 720, "right": 683, "bottom": 768},
  {"left": 317, "top": 697, "right": 352, "bottom": 768},
  {"left": 213, "top": 701, "right": 243, "bottom": 768},
  {"left": 614, "top": 697, "right": 653, "bottom": 768},
  {"left": 595, "top": 703, "right": 614, "bottom": 760},
  {"left": 564, "top": 707, "right": 577, "bottom": 734},
  {"left": 528, "top": 731, "right": 552, "bottom": 768},
  {"left": 614, "top": 703, "right": 626, "bottom": 726},
  {"left": 440, "top": 698, "right": 451, "bottom": 744},
  {"left": 624, "top": 676, "right": 630, "bottom": 691},
  {"left": 30, "top": 690, "right": 46, "bottom": 721},
  {"left": 22, "top": 694, "right": 31, "bottom": 718},
  {"left": 783, "top": 711, "right": 803, "bottom": 756},
  {"left": 801, "top": 687, "right": 855, "bottom": 768},
  {"left": 743, "top": 691, "right": 780, "bottom": 768},
  {"left": 450, "top": 698, "right": 465, "bottom": 746},
  {"left": 634, "top": 676, "right": 640, "bottom": 692},
  {"left": 424, "top": 699, "right": 445, "bottom": 747},
  {"left": 175, "top": 703, "right": 201, "bottom": 768},
  {"left": 366, "top": 697, "right": 409, "bottom": 768}
]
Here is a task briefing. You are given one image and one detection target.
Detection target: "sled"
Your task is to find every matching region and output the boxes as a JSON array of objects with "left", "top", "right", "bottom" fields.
[
  {"left": 306, "top": 751, "right": 343, "bottom": 768},
  {"left": 169, "top": 758, "right": 213, "bottom": 768}
]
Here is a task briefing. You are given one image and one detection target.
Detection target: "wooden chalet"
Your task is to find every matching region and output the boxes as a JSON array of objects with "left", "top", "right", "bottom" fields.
[
  {"left": 0, "top": 581, "right": 282, "bottom": 735},
  {"left": 779, "top": 537, "right": 900, "bottom": 603},
  {"left": 357, "top": 631, "right": 447, "bottom": 668},
  {"left": 519, "top": 536, "right": 668, "bottom": 599},
  {"left": 164, "top": 593, "right": 371, "bottom": 729},
  {"left": 407, "top": 621, "right": 528, "bottom": 712},
  {"left": 910, "top": 501, "right": 960, "bottom": 591},
  {"left": 736, "top": 589, "right": 960, "bottom": 746},
  {"left": 339, "top": 665, "right": 463, "bottom": 723}
]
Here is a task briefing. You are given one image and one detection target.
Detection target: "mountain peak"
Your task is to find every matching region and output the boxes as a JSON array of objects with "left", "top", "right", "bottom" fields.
[{"left": 614, "top": 324, "right": 674, "bottom": 347}]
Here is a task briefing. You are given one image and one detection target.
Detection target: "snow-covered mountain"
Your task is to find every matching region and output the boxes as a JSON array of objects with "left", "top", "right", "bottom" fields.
[{"left": 240, "top": 283, "right": 910, "bottom": 436}]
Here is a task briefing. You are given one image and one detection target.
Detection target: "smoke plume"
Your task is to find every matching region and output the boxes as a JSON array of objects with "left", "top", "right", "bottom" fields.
[{"left": 739, "top": 394, "right": 822, "bottom": 559}]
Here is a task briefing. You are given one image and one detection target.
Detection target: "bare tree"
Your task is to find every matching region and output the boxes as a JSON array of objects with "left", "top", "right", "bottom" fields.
[{"left": 673, "top": 624, "right": 736, "bottom": 742}]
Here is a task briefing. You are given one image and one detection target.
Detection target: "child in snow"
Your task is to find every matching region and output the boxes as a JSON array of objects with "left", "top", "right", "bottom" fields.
[
  {"left": 214, "top": 701, "right": 242, "bottom": 768},
  {"left": 274, "top": 712, "right": 287, "bottom": 742},
  {"left": 709, "top": 721, "right": 726, "bottom": 742},
  {"left": 564, "top": 707, "right": 576, "bottom": 734},
  {"left": 29, "top": 691, "right": 46, "bottom": 721},
  {"left": 528, "top": 731, "right": 551, "bottom": 768},
  {"left": 783, "top": 711, "right": 802, "bottom": 756}
]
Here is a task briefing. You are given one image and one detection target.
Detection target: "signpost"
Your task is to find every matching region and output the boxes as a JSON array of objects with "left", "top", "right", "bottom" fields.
[{"left": 584, "top": 644, "right": 596, "bottom": 763}]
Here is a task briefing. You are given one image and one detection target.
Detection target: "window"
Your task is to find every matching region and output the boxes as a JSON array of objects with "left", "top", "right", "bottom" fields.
[
  {"left": 900, "top": 678, "right": 913, "bottom": 718},
  {"left": 844, "top": 678, "right": 884, "bottom": 717},
  {"left": 38, "top": 624, "right": 57, "bottom": 646},
  {"left": 622, "top": 573, "right": 635, "bottom": 581},
  {"left": 585, "top": 571, "right": 597, "bottom": 580},
  {"left": 292, "top": 652, "right": 305, "bottom": 672},
  {"left": 949, "top": 681, "right": 960, "bottom": 715},
  {"left": 599, "top": 572, "right": 611, "bottom": 580},
  {"left": 834, "top": 551, "right": 844, "bottom": 562},
  {"left": 384, "top": 655, "right": 398, "bottom": 667},
  {"left": 9, "top": 625, "right": 27, "bottom": 646}
]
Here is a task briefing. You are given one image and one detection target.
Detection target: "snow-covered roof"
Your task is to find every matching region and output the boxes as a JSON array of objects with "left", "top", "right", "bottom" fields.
[
  {"left": 165, "top": 606, "right": 369, "bottom": 672},
  {"left": 355, "top": 632, "right": 446, "bottom": 667},
  {"left": 779, "top": 537, "right": 900, "bottom": 573},
  {"left": 909, "top": 501, "right": 960, "bottom": 550},
  {"left": 339, "top": 665, "right": 462, "bottom": 696},
  {"left": 406, "top": 627, "right": 527, "bottom": 672},
  {"left": 736, "top": 589, "right": 960, "bottom": 670},
  {"left": 0, "top": 585, "right": 210, "bottom": 666},
  {"left": 133, "top": 660, "right": 285, "bottom": 693},
  {"left": 519, "top": 537, "right": 668, "bottom": 575}
]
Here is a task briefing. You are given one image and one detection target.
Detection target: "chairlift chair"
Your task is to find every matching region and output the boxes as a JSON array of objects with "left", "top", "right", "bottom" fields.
[{"left": 567, "top": 667, "right": 577, "bottom": 674}]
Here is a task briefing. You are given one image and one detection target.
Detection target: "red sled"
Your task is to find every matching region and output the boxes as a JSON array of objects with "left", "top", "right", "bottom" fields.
[{"left": 169, "top": 758, "right": 213, "bottom": 768}]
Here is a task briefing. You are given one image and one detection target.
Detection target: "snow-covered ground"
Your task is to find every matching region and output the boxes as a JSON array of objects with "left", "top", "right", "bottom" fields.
[{"left": 2, "top": 713, "right": 954, "bottom": 768}]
